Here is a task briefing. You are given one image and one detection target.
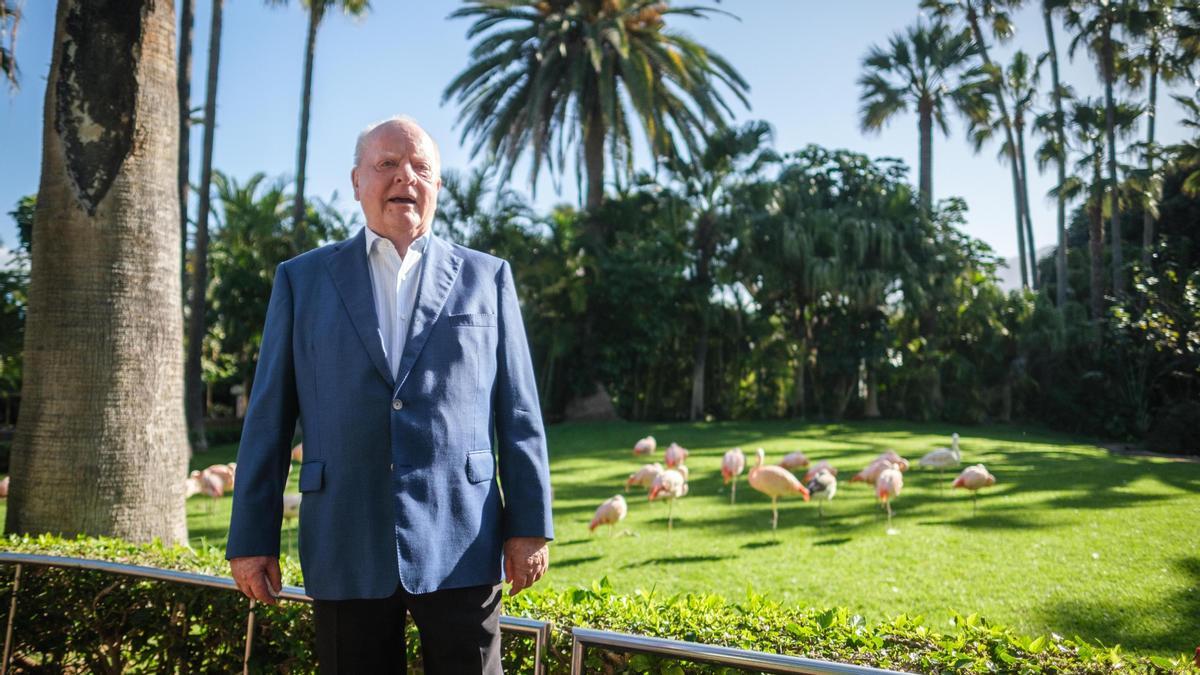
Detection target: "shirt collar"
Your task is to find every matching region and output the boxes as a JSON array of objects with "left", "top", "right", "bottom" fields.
[{"left": 364, "top": 226, "right": 431, "bottom": 258}]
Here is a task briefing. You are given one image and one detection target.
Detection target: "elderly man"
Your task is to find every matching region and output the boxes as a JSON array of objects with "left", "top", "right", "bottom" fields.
[{"left": 227, "top": 116, "right": 553, "bottom": 673}]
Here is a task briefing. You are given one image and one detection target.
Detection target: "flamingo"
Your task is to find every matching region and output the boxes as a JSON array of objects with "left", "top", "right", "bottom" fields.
[
  {"left": 803, "top": 460, "right": 838, "bottom": 484},
  {"left": 589, "top": 495, "right": 628, "bottom": 536},
  {"left": 291, "top": 443, "right": 304, "bottom": 463},
  {"left": 197, "top": 469, "right": 225, "bottom": 514},
  {"left": 0, "top": 476, "right": 9, "bottom": 498},
  {"left": 625, "top": 463, "right": 663, "bottom": 493},
  {"left": 205, "top": 463, "right": 235, "bottom": 492},
  {"left": 874, "top": 449, "right": 910, "bottom": 472},
  {"left": 747, "top": 448, "right": 810, "bottom": 534},
  {"left": 633, "top": 435, "right": 657, "bottom": 456},
  {"left": 952, "top": 464, "right": 996, "bottom": 515},
  {"left": 778, "top": 450, "right": 810, "bottom": 471},
  {"left": 876, "top": 463, "right": 903, "bottom": 529},
  {"left": 850, "top": 457, "right": 893, "bottom": 485},
  {"left": 184, "top": 472, "right": 203, "bottom": 499},
  {"left": 648, "top": 469, "right": 688, "bottom": 533},
  {"left": 919, "top": 434, "right": 961, "bottom": 490},
  {"left": 282, "top": 493, "right": 302, "bottom": 556},
  {"left": 805, "top": 469, "right": 837, "bottom": 522},
  {"left": 721, "top": 448, "right": 746, "bottom": 504},
  {"left": 663, "top": 442, "right": 689, "bottom": 468}
]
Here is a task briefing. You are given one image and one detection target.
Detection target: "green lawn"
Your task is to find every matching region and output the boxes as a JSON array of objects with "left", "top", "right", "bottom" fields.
[{"left": 8, "top": 419, "right": 1198, "bottom": 659}]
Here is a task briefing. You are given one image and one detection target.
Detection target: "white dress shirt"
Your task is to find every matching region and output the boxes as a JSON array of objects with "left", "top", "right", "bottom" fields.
[{"left": 364, "top": 226, "right": 429, "bottom": 379}]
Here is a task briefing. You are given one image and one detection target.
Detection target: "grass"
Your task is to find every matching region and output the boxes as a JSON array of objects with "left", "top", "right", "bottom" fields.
[{"left": 5, "top": 419, "right": 1199, "bottom": 659}]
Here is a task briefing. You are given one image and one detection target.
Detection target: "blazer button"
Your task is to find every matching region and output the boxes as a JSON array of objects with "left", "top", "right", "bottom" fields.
[{"left": 392, "top": 399, "right": 403, "bottom": 411}]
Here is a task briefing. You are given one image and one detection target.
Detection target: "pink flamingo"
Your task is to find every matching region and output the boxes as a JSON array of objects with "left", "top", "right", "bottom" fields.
[
  {"left": 648, "top": 469, "right": 688, "bottom": 533},
  {"left": 0, "top": 476, "right": 10, "bottom": 498},
  {"left": 589, "top": 494, "right": 628, "bottom": 536},
  {"left": 633, "top": 435, "right": 657, "bottom": 456},
  {"left": 803, "top": 460, "right": 838, "bottom": 484},
  {"left": 748, "top": 448, "right": 810, "bottom": 534},
  {"left": 778, "top": 450, "right": 810, "bottom": 471},
  {"left": 876, "top": 463, "right": 903, "bottom": 528},
  {"left": 721, "top": 448, "right": 746, "bottom": 504},
  {"left": 625, "top": 463, "right": 663, "bottom": 493},
  {"left": 806, "top": 469, "right": 837, "bottom": 522},
  {"left": 952, "top": 464, "right": 996, "bottom": 515},
  {"left": 874, "top": 449, "right": 910, "bottom": 472},
  {"left": 850, "top": 457, "right": 892, "bottom": 485},
  {"left": 663, "top": 442, "right": 689, "bottom": 468},
  {"left": 205, "top": 463, "right": 235, "bottom": 492}
]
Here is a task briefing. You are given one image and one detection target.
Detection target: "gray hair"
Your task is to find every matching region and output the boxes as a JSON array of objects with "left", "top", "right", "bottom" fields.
[{"left": 353, "top": 115, "right": 441, "bottom": 170}]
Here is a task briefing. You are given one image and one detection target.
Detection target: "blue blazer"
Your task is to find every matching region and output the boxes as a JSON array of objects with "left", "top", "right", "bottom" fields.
[{"left": 226, "top": 228, "right": 554, "bottom": 600}]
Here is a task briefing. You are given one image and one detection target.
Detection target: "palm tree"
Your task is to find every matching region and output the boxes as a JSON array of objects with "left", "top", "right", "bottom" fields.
[
  {"left": 435, "top": 166, "right": 535, "bottom": 247},
  {"left": 178, "top": 0, "right": 196, "bottom": 299},
  {"left": 670, "top": 121, "right": 777, "bottom": 420},
  {"left": 858, "top": 20, "right": 987, "bottom": 215},
  {"left": 1, "top": 0, "right": 19, "bottom": 90},
  {"left": 1042, "top": 0, "right": 1071, "bottom": 306},
  {"left": 1066, "top": 0, "right": 1131, "bottom": 299},
  {"left": 269, "top": 0, "right": 371, "bottom": 244},
  {"left": 1168, "top": 93, "right": 1200, "bottom": 196},
  {"left": 922, "top": 0, "right": 1034, "bottom": 289},
  {"left": 186, "top": 0, "right": 226, "bottom": 455},
  {"left": 1051, "top": 97, "right": 1140, "bottom": 320},
  {"left": 1124, "top": 0, "right": 1195, "bottom": 269},
  {"left": 444, "top": 0, "right": 750, "bottom": 213},
  {"left": 6, "top": 0, "right": 188, "bottom": 543}
]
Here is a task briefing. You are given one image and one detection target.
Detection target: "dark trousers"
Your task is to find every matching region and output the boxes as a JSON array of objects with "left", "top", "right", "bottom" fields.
[{"left": 313, "top": 581, "right": 503, "bottom": 674}]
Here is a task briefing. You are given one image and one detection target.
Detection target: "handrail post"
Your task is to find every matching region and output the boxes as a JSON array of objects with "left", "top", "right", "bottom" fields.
[
  {"left": 534, "top": 620, "right": 549, "bottom": 675},
  {"left": 1, "top": 564, "right": 20, "bottom": 675},
  {"left": 570, "top": 628, "right": 585, "bottom": 675},
  {"left": 242, "top": 599, "right": 256, "bottom": 674}
]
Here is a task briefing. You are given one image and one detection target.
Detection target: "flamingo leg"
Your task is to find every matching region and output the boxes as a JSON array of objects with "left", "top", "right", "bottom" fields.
[
  {"left": 886, "top": 500, "right": 893, "bottom": 528},
  {"left": 972, "top": 491, "right": 978, "bottom": 516},
  {"left": 771, "top": 497, "right": 779, "bottom": 534},
  {"left": 730, "top": 478, "right": 737, "bottom": 505}
]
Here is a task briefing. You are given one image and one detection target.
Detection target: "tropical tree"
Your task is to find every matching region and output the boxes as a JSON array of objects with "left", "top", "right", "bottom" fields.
[
  {"left": 443, "top": 0, "right": 749, "bottom": 213},
  {"left": 186, "top": 0, "right": 226, "bottom": 454},
  {"left": 1042, "top": 0, "right": 1071, "bottom": 306},
  {"left": 1168, "top": 93, "right": 1200, "bottom": 196},
  {"left": 178, "top": 0, "right": 196, "bottom": 296},
  {"left": 669, "top": 120, "right": 777, "bottom": 420},
  {"left": 6, "top": 0, "right": 188, "bottom": 542},
  {"left": 0, "top": 0, "right": 18, "bottom": 90},
  {"left": 435, "top": 166, "right": 535, "bottom": 248},
  {"left": 922, "top": 0, "right": 1035, "bottom": 289},
  {"left": 858, "top": 19, "right": 987, "bottom": 214},
  {"left": 1066, "top": 0, "right": 1132, "bottom": 298},
  {"left": 0, "top": 196, "right": 33, "bottom": 425},
  {"left": 269, "top": 0, "right": 371, "bottom": 242}
]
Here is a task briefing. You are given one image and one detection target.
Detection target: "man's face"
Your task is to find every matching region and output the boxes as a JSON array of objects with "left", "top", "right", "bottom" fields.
[{"left": 352, "top": 122, "right": 441, "bottom": 239}]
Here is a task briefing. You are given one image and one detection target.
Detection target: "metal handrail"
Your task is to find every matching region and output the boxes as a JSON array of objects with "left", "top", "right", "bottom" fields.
[
  {"left": 0, "top": 553, "right": 550, "bottom": 675},
  {"left": 570, "top": 627, "right": 915, "bottom": 675}
]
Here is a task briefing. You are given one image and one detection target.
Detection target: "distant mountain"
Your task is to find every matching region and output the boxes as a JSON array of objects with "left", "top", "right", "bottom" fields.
[{"left": 996, "top": 246, "right": 1056, "bottom": 292}]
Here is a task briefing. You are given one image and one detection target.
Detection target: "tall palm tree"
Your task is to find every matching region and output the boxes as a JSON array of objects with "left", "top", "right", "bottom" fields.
[
  {"left": 1050, "top": 97, "right": 1140, "bottom": 320},
  {"left": 1066, "top": 0, "right": 1131, "bottom": 299},
  {"left": 1124, "top": 0, "right": 1194, "bottom": 268},
  {"left": 0, "top": 0, "right": 19, "bottom": 90},
  {"left": 7, "top": 0, "right": 188, "bottom": 542},
  {"left": 670, "top": 121, "right": 777, "bottom": 420},
  {"left": 186, "top": 0, "right": 226, "bottom": 454},
  {"left": 922, "top": 0, "right": 1034, "bottom": 288},
  {"left": 444, "top": 0, "right": 750, "bottom": 214},
  {"left": 1042, "top": 0, "right": 1071, "bottom": 306},
  {"left": 178, "top": 0, "right": 195, "bottom": 300},
  {"left": 269, "top": 0, "right": 371, "bottom": 244},
  {"left": 858, "top": 20, "right": 987, "bottom": 215},
  {"left": 1168, "top": 93, "right": 1200, "bottom": 196}
]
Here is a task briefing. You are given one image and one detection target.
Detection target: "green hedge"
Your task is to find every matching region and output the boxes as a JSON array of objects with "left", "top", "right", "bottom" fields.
[{"left": 0, "top": 535, "right": 1194, "bottom": 674}]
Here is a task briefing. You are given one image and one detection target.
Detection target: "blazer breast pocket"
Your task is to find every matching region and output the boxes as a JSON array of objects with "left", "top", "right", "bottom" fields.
[{"left": 447, "top": 312, "right": 497, "bottom": 328}]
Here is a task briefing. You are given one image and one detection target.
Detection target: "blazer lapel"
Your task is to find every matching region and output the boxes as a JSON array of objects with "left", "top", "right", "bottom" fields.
[
  {"left": 324, "top": 228, "right": 394, "bottom": 387},
  {"left": 394, "top": 234, "right": 462, "bottom": 392}
]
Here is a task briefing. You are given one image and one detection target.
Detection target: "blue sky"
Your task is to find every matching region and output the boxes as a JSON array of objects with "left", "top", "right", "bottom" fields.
[{"left": 0, "top": 1, "right": 1193, "bottom": 264}]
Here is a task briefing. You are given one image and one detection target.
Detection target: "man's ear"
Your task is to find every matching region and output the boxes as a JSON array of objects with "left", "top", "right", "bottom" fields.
[{"left": 350, "top": 167, "right": 361, "bottom": 201}]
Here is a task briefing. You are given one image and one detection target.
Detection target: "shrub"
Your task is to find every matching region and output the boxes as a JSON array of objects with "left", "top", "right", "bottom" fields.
[
  {"left": 0, "top": 536, "right": 1194, "bottom": 674},
  {"left": 1145, "top": 401, "right": 1200, "bottom": 456}
]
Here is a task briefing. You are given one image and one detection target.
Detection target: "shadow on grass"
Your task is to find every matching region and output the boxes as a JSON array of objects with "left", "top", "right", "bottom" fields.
[
  {"left": 554, "top": 555, "right": 603, "bottom": 569},
  {"left": 1035, "top": 556, "right": 1200, "bottom": 656},
  {"left": 741, "top": 540, "right": 781, "bottom": 550},
  {"left": 622, "top": 554, "right": 731, "bottom": 569},
  {"left": 812, "top": 537, "right": 852, "bottom": 547}
]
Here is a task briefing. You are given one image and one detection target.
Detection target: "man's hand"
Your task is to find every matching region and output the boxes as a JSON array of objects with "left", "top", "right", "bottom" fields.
[
  {"left": 503, "top": 537, "right": 548, "bottom": 596},
  {"left": 230, "top": 556, "right": 282, "bottom": 605}
]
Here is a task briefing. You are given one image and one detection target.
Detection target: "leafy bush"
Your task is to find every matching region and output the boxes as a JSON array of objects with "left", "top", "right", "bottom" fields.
[
  {"left": 0, "top": 536, "right": 1194, "bottom": 674},
  {"left": 1146, "top": 401, "right": 1200, "bottom": 455}
]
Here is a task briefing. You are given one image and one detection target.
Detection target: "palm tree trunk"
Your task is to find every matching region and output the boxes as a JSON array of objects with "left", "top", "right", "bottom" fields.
[
  {"left": 1043, "top": 4, "right": 1068, "bottom": 307},
  {"left": 186, "top": 0, "right": 224, "bottom": 455},
  {"left": 177, "top": 0, "right": 194, "bottom": 303},
  {"left": 6, "top": 0, "right": 189, "bottom": 543},
  {"left": 1141, "top": 46, "right": 1159, "bottom": 270},
  {"left": 689, "top": 321, "right": 708, "bottom": 421},
  {"left": 1017, "top": 119, "right": 1037, "bottom": 288},
  {"left": 1089, "top": 156, "right": 1106, "bottom": 321},
  {"left": 918, "top": 99, "right": 933, "bottom": 215},
  {"left": 1102, "top": 18, "right": 1124, "bottom": 298},
  {"left": 965, "top": 0, "right": 1029, "bottom": 288},
  {"left": 584, "top": 99, "right": 606, "bottom": 211},
  {"left": 291, "top": 1, "right": 323, "bottom": 247},
  {"left": 864, "top": 363, "right": 881, "bottom": 418}
]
